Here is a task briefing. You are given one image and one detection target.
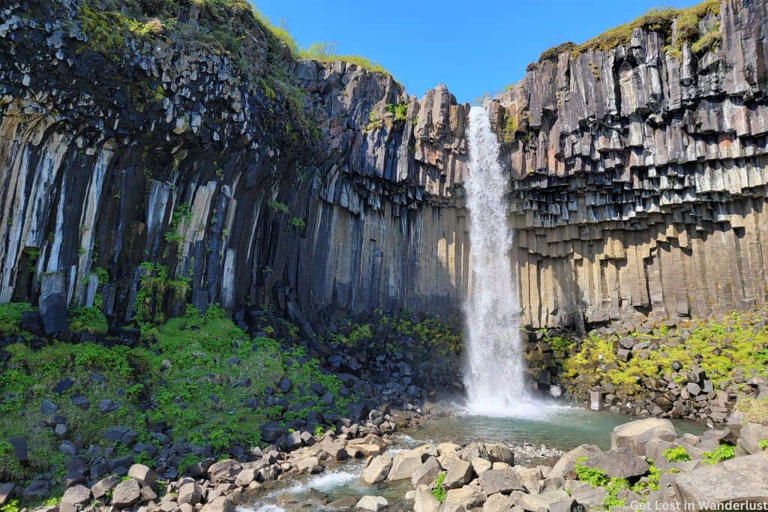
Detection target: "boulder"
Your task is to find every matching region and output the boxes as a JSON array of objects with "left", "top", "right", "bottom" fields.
[
  {"left": 443, "top": 458, "right": 474, "bottom": 489},
  {"left": 737, "top": 423, "right": 768, "bottom": 455},
  {"left": 516, "top": 492, "right": 570, "bottom": 512},
  {"left": 362, "top": 454, "right": 392, "bottom": 485},
  {"left": 207, "top": 459, "right": 242, "bottom": 483},
  {"left": 355, "top": 495, "right": 388, "bottom": 511},
  {"left": 479, "top": 469, "right": 525, "bottom": 495},
  {"left": 672, "top": 453, "right": 768, "bottom": 511},
  {"left": 22, "top": 477, "right": 49, "bottom": 501},
  {"left": 550, "top": 444, "right": 602, "bottom": 479},
  {"left": 485, "top": 443, "right": 514, "bottom": 465},
  {"left": 177, "top": 482, "right": 202, "bottom": 505},
  {"left": 234, "top": 468, "right": 256, "bottom": 487},
  {"left": 320, "top": 438, "right": 348, "bottom": 460},
  {"left": 444, "top": 485, "right": 485, "bottom": 508},
  {"left": 483, "top": 493, "right": 514, "bottom": 511},
  {"left": 471, "top": 457, "right": 492, "bottom": 476},
  {"left": 40, "top": 273, "right": 67, "bottom": 335},
  {"left": 128, "top": 463, "right": 157, "bottom": 486},
  {"left": 296, "top": 456, "right": 321, "bottom": 474},
  {"left": 91, "top": 475, "right": 120, "bottom": 500},
  {"left": 60, "top": 484, "right": 90, "bottom": 512},
  {"left": 201, "top": 496, "right": 234, "bottom": 512},
  {"left": 579, "top": 450, "right": 650, "bottom": 479},
  {"left": 414, "top": 484, "right": 441, "bottom": 512},
  {"left": 610, "top": 418, "right": 677, "bottom": 455},
  {"left": 111, "top": 478, "right": 141, "bottom": 508},
  {"left": 0, "top": 483, "right": 13, "bottom": 506},
  {"left": 387, "top": 450, "right": 423, "bottom": 481},
  {"left": 411, "top": 456, "right": 442, "bottom": 487}
]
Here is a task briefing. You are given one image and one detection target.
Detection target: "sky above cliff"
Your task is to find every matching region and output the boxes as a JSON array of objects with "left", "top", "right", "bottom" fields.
[{"left": 256, "top": 0, "right": 701, "bottom": 103}]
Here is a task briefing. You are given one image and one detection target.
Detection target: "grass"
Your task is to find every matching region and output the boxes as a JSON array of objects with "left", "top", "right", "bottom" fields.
[
  {"left": 68, "top": 306, "right": 108, "bottom": 334},
  {"left": 734, "top": 396, "right": 768, "bottom": 424},
  {"left": 535, "top": 0, "right": 720, "bottom": 64},
  {"left": 0, "top": 303, "right": 33, "bottom": 335},
  {"left": 0, "top": 304, "right": 351, "bottom": 487}
]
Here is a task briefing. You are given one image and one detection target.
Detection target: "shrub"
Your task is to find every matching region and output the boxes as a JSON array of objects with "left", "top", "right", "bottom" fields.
[
  {"left": 702, "top": 444, "right": 735, "bottom": 465},
  {"left": 68, "top": 306, "right": 108, "bottom": 334},
  {"left": 0, "top": 303, "right": 33, "bottom": 335},
  {"left": 432, "top": 472, "right": 446, "bottom": 502}
]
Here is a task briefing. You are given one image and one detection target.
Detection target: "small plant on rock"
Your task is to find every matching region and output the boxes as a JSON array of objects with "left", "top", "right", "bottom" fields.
[
  {"left": 432, "top": 472, "right": 446, "bottom": 503},
  {"left": 663, "top": 446, "right": 691, "bottom": 463},
  {"left": 702, "top": 444, "right": 735, "bottom": 465}
]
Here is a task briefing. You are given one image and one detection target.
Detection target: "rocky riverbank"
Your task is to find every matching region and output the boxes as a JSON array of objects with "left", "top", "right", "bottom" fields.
[
  {"left": 524, "top": 309, "right": 768, "bottom": 424},
  {"left": 5, "top": 411, "right": 765, "bottom": 512}
]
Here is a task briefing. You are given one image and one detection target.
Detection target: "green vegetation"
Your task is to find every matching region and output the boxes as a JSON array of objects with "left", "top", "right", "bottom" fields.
[
  {"left": 1, "top": 304, "right": 350, "bottom": 484},
  {"left": 663, "top": 446, "right": 691, "bottom": 463},
  {"left": 573, "top": 460, "right": 630, "bottom": 510},
  {"left": 552, "top": 311, "right": 768, "bottom": 399},
  {"left": 734, "top": 396, "right": 768, "bottom": 424},
  {"left": 299, "top": 42, "right": 389, "bottom": 75},
  {"left": 133, "top": 263, "right": 191, "bottom": 327},
  {"left": 164, "top": 202, "right": 192, "bottom": 246},
  {"left": 702, "top": 444, "right": 735, "bottom": 465},
  {"left": 68, "top": 306, "right": 108, "bottom": 334},
  {"left": 759, "top": 439, "right": 768, "bottom": 451},
  {"left": 385, "top": 103, "right": 408, "bottom": 122},
  {"left": 535, "top": 0, "right": 720, "bottom": 64},
  {"left": 432, "top": 471, "right": 446, "bottom": 502},
  {"left": 0, "top": 303, "right": 33, "bottom": 335}
]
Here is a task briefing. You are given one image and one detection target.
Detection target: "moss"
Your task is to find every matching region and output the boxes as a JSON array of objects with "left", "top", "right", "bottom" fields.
[
  {"left": 0, "top": 303, "right": 33, "bottom": 335},
  {"left": 68, "top": 306, "right": 108, "bottom": 335}
]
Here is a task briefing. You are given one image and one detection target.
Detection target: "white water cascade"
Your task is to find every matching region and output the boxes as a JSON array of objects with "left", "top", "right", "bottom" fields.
[{"left": 463, "top": 105, "right": 534, "bottom": 416}]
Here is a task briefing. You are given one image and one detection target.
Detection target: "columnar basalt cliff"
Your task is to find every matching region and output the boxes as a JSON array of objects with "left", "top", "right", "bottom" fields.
[
  {"left": 0, "top": 0, "right": 469, "bottom": 327},
  {"left": 2, "top": 0, "right": 768, "bottom": 330},
  {"left": 490, "top": 0, "right": 768, "bottom": 327}
]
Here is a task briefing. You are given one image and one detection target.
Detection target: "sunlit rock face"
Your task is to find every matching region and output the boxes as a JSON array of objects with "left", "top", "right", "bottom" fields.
[{"left": 2, "top": 0, "right": 768, "bottom": 329}]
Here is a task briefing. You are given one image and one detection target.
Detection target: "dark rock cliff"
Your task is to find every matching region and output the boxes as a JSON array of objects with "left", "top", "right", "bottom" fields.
[
  {"left": 2, "top": 0, "right": 768, "bottom": 330},
  {"left": 0, "top": 0, "right": 468, "bottom": 326}
]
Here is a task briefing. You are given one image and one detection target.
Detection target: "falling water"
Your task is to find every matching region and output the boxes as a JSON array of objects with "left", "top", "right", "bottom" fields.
[{"left": 463, "top": 105, "right": 533, "bottom": 416}]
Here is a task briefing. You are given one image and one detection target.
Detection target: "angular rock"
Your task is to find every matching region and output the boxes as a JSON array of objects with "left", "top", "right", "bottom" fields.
[
  {"left": 127, "top": 463, "right": 157, "bottom": 486},
  {"left": 411, "top": 456, "right": 441, "bottom": 487},
  {"left": 201, "top": 496, "right": 234, "bottom": 512},
  {"left": 443, "top": 458, "right": 474, "bottom": 490},
  {"left": 414, "top": 484, "right": 441, "bottom": 512},
  {"left": 111, "top": 478, "right": 141, "bottom": 508},
  {"left": 91, "top": 475, "right": 120, "bottom": 500},
  {"left": 480, "top": 468, "right": 525, "bottom": 495},
  {"left": 673, "top": 453, "right": 768, "bottom": 510},
  {"left": 207, "top": 459, "right": 242, "bottom": 483},
  {"left": 320, "top": 438, "right": 348, "bottom": 460},
  {"left": 611, "top": 418, "right": 676, "bottom": 455},
  {"left": 737, "top": 423, "right": 768, "bottom": 455},
  {"left": 355, "top": 495, "right": 388, "bottom": 511},
  {"left": 60, "top": 484, "right": 90, "bottom": 512},
  {"left": 0, "top": 483, "right": 13, "bottom": 506},
  {"left": 387, "top": 450, "right": 423, "bottom": 481},
  {"left": 177, "top": 482, "right": 202, "bottom": 505},
  {"left": 550, "top": 444, "right": 602, "bottom": 479},
  {"left": 579, "top": 450, "right": 650, "bottom": 479},
  {"left": 362, "top": 454, "right": 392, "bottom": 485},
  {"left": 444, "top": 485, "right": 485, "bottom": 508}
]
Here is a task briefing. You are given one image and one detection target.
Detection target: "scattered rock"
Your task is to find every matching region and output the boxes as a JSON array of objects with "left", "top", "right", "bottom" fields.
[
  {"left": 611, "top": 418, "right": 677, "bottom": 455},
  {"left": 111, "top": 478, "right": 141, "bottom": 508},
  {"left": 443, "top": 458, "right": 474, "bottom": 490},
  {"left": 387, "top": 450, "right": 424, "bottom": 481},
  {"left": 355, "top": 495, "right": 388, "bottom": 511},
  {"left": 128, "top": 463, "right": 157, "bottom": 486}
]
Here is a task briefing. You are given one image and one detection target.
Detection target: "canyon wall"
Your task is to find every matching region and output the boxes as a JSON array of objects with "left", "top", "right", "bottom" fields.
[{"left": 2, "top": 0, "right": 768, "bottom": 329}]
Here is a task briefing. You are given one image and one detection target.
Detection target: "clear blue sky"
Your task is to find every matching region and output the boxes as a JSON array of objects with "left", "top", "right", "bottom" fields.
[{"left": 254, "top": 0, "right": 700, "bottom": 103}]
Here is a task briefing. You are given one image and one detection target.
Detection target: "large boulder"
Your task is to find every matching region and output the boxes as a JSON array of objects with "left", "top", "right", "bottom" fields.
[
  {"left": 738, "top": 423, "right": 768, "bottom": 455},
  {"left": 479, "top": 469, "right": 525, "bottom": 495},
  {"left": 128, "top": 463, "right": 157, "bottom": 486},
  {"left": 411, "top": 456, "right": 442, "bottom": 487},
  {"left": 550, "top": 444, "right": 602, "bottom": 479},
  {"left": 610, "top": 418, "right": 676, "bottom": 455},
  {"left": 177, "top": 482, "right": 202, "bottom": 505},
  {"left": 0, "top": 483, "right": 14, "bottom": 506},
  {"left": 414, "top": 484, "right": 441, "bottom": 512},
  {"left": 207, "top": 459, "right": 242, "bottom": 483},
  {"left": 387, "top": 450, "right": 423, "bottom": 481},
  {"left": 444, "top": 485, "right": 485, "bottom": 508},
  {"left": 40, "top": 273, "right": 67, "bottom": 335},
  {"left": 320, "top": 438, "right": 349, "bottom": 460},
  {"left": 672, "top": 453, "right": 768, "bottom": 511},
  {"left": 443, "top": 458, "right": 474, "bottom": 490},
  {"left": 201, "top": 496, "right": 234, "bottom": 512},
  {"left": 111, "top": 478, "right": 141, "bottom": 508},
  {"left": 483, "top": 493, "right": 514, "bottom": 511},
  {"left": 362, "top": 454, "right": 392, "bottom": 485},
  {"left": 60, "top": 484, "right": 90, "bottom": 512},
  {"left": 485, "top": 443, "right": 514, "bottom": 465},
  {"left": 578, "top": 450, "right": 650, "bottom": 479},
  {"left": 355, "top": 495, "right": 388, "bottom": 511}
]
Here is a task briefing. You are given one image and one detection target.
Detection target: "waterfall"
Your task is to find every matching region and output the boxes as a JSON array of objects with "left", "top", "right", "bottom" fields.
[{"left": 463, "top": 105, "right": 531, "bottom": 415}]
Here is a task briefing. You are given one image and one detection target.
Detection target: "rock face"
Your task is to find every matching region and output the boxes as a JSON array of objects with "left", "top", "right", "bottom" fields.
[{"left": 2, "top": 0, "right": 768, "bottom": 331}]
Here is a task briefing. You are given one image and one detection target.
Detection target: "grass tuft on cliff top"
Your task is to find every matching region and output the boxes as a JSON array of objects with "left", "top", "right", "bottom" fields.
[{"left": 535, "top": 0, "right": 720, "bottom": 64}]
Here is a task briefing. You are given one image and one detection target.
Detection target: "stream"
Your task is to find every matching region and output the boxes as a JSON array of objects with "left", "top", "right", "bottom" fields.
[{"left": 240, "top": 407, "right": 706, "bottom": 511}]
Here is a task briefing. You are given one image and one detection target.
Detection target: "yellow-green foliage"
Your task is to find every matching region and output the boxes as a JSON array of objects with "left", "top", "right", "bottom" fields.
[
  {"left": 555, "top": 311, "right": 768, "bottom": 397},
  {"left": 735, "top": 396, "right": 768, "bottom": 425},
  {"left": 0, "top": 303, "right": 33, "bottom": 335},
  {"left": 68, "top": 306, "right": 108, "bottom": 335}
]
